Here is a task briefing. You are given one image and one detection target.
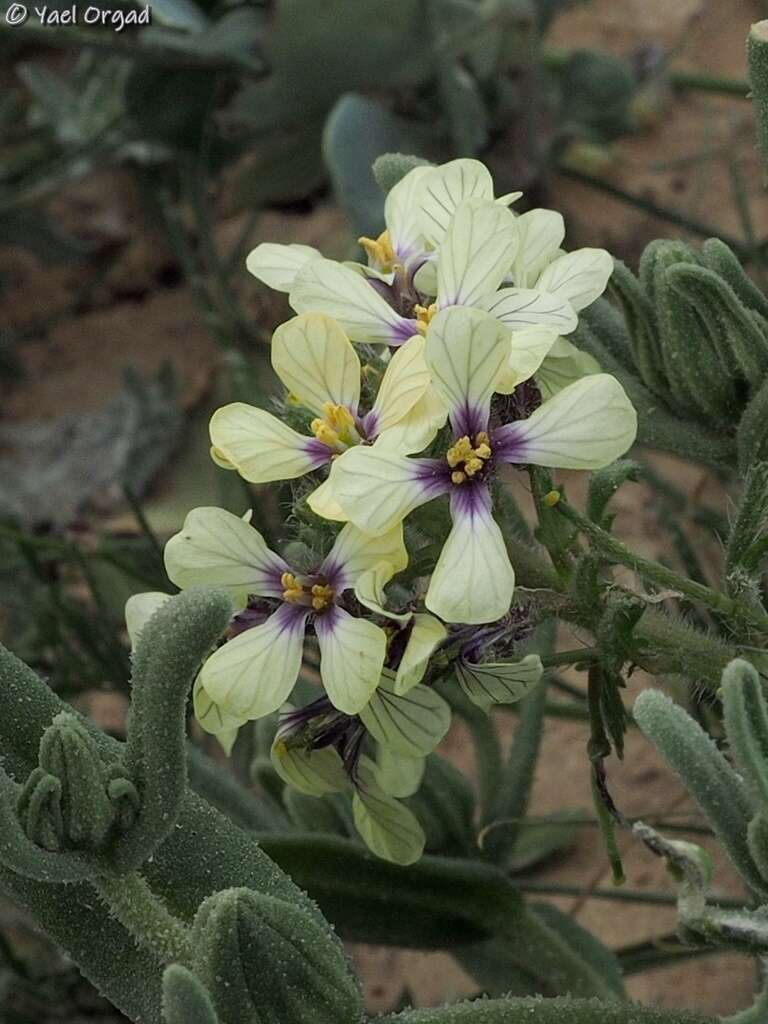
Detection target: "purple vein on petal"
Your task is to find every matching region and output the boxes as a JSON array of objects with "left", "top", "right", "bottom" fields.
[
  {"left": 450, "top": 400, "right": 489, "bottom": 439},
  {"left": 491, "top": 422, "right": 530, "bottom": 464}
]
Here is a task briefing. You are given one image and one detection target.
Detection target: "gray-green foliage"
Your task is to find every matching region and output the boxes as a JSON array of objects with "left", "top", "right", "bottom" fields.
[
  {"left": 577, "top": 237, "right": 768, "bottom": 470},
  {"left": 0, "top": 588, "right": 359, "bottom": 1024},
  {"left": 633, "top": 660, "right": 768, "bottom": 984},
  {"left": 748, "top": 21, "right": 768, "bottom": 175}
]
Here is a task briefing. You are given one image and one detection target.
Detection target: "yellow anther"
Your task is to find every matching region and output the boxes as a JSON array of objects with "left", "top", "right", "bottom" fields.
[
  {"left": 310, "top": 582, "right": 335, "bottom": 612},
  {"left": 446, "top": 436, "right": 474, "bottom": 468},
  {"left": 446, "top": 433, "right": 493, "bottom": 484},
  {"left": 543, "top": 489, "right": 561, "bottom": 508},
  {"left": 359, "top": 230, "right": 396, "bottom": 271},
  {"left": 321, "top": 402, "right": 356, "bottom": 434},
  {"left": 311, "top": 419, "right": 341, "bottom": 449},
  {"left": 281, "top": 572, "right": 305, "bottom": 603},
  {"left": 274, "top": 737, "right": 288, "bottom": 757},
  {"left": 414, "top": 303, "right": 438, "bottom": 335}
]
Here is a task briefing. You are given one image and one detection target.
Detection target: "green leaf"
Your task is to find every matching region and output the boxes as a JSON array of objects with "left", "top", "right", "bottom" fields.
[
  {"left": 192, "top": 888, "right": 363, "bottom": 1024},
  {"left": 456, "top": 901, "right": 625, "bottom": 1000},
  {"left": 455, "top": 655, "right": 543, "bottom": 711},
  {"left": 724, "top": 461, "right": 768, "bottom": 577},
  {"left": 634, "top": 688, "right": 766, "bottom": 895},
  {"left": 405, "top": 754, "right": 475, "bottom": 856},
  {"left": 722, "top": 659, "right": 768, "bottom": 816},
  {"left": 359, "top": 672, "right": 451, "bottom": 758},
  {"left": 738, "top": 376, "right": 768, "bottom": 472},
  {"left": 503, "top": 810, "right": 582, "bottom": 873},
  {"left": 378, "top": 996, "right": 716, "bottom": 1023},
  {"left": 162, "top": 965, "right": 219, "bottom": 1024},
  {"left": 440, "top": 64, "right": 489, "bottom": 155}
]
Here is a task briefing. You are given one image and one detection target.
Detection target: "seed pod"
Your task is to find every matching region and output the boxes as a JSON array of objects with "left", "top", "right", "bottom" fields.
[{"left": 192, "top": 888, "right": 363, "bottom": 1024}]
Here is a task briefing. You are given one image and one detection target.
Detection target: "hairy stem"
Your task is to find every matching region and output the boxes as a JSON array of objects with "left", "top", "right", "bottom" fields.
[{"left": 93, "top": 871, "right": 193, "bottom": 967}]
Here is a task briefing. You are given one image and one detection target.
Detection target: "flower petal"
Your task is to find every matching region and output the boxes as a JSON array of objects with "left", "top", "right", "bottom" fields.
[
  {"left": 200, "top": 604, "right": 308, "bottom": 720},
  {"left": 329, "top": 447, "right": 447, "bottom": 536},
  {"left": 353, "top": 765, "right": 425, "bottom": 865},
  {"left": 456, "top": 653, "right": 544, "bottom": 711},
  {"left": 306, "top": 477, "right": 348, "bottom": 522},
  {"left": 513, "top": 209, "right": 565, "bottom": 286},
  {"left": 394, "top": 613, "right": 447, "bottom": 695},
  {"left": 209, "top": 404, "right": 329, "bottom": 484},
  {"left": 193, "top": 676, "right": 247, "bottom": 755},
  {"left": 495, "top": 373, "right": 637, "bottom": 470},
  {"left": 271, "top": 711, "right": 350, "bottom": 796},
  {"left": 375, "top": 745, "right": 425, "bottom": 798},
  {"left": 359, "top": 670, "right": 451, "bottom": 757},
  {"left": 495, "top": 326, "right": 559, "bottom": 394},
  {"left": 374, "top": 386, "right": 447, "bottom": 456},
  {"left": 316, "top": 607, "right": 387, "bottom": 715},
  {"left": 536, "top": 337, "right": 601, "bottom": 400},
  {"left": 290, "top": 257, "right": 415, "bottom": 345},
  {"left": 271, "top": 313, "right": 360, "bottom": 417},
  {"left": 534, "top": 248, "right": 613, "bottom": 312},
  {"left": 480, "top": 287, "right": 578, "bottom": 335},
  {"left": 324, "top": 521, "right": 408, "bottom": 587},
  {"left": 426, "top": 487, "right": 515, "bottom": 625},
  {"left": 417, "top": 158, "right": 495, "bottom": 246},
  {"left": 164, "top": 506, "right": 287, "bottom": 601},
  {"left": 369, "top": 334, "right": 431, "bottom": 435},
  {"left": 354, "top": 562, "right": 411, "bottom": 624},
  {"left": 125, "top": 592, "right": 171, "bottom": 649},
  {"left": 426, "top": 306, "right": 511, "bottom": 435},
  {"left": 437, "top": 198, "right": 519, "bottom": 308},
  {"left": 246, "top": 242, "right": 321, "bottom": 292},
  {"left": 385, "top": 165, "right": 432, "bottom": 262}
]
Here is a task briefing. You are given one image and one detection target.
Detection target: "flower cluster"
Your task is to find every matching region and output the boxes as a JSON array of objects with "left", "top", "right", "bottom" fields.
[{"left": 128, "top": 159, "right": 637, "bottom": 864}]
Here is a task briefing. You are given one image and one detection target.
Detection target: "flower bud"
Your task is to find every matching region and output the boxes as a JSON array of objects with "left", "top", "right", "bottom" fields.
[
  {"left": 192, "top": 888, "right": 363, "bottom": 1024},
  {"left": 37, "top": 712, "right": 114, "bottom": 850}
]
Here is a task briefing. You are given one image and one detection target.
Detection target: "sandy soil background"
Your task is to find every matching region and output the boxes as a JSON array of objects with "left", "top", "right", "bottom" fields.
[{"left": 1, "top": 0, "right": 767, "bottom": 1016}]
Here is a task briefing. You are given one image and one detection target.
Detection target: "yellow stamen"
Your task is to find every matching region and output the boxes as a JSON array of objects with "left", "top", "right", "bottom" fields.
[
  {"left": 359, "top": 230, "right": 397, "bottom": 271},
  {"left": 414, "top": 302, "right": 438, "bottom": 336},
  {"left": 310, "top": 583, "right": 335, "bottom": 612},
  {"left": 310, "top": 419, "right": 341, "bottom": 449},
  {"left": 281, "top": 572, "right": 305, "bottom": 604},
  {"left": 543, "top": 489, "right": 561, "bottom": 508},
  {"left": 446, "top": 433, "right": 493, "bottom": 484}
]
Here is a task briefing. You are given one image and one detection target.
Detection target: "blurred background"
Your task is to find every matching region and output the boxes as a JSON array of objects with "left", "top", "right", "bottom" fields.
[{"left": 1, "top": 0, "right": 767, "bottom": 1019}]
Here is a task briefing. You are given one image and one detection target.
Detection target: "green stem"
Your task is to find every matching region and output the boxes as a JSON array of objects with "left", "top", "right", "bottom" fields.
[
  {"left": 554, "top": 498, "right": 768, "bottom": 634},
  {"left": 92, "top": 871, "right": 193, "bottom": 966},
  {"left": 541, "top": 647, "right": 600, "bottom": 668},
  {"left": 511, "top": 879, "right": 744, "bottom": 910}
]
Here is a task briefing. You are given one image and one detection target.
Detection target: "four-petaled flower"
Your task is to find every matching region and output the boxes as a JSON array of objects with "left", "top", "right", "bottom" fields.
[
  {"left": 326, "top": 305, "right": 637, "bottom": 625},
  {"left": 209, "top": 312, "right": 445, "bottom": 518},
  {"left": 163, "top": 507, "right": 409, "bottom": 720}
]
